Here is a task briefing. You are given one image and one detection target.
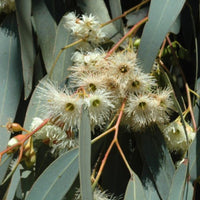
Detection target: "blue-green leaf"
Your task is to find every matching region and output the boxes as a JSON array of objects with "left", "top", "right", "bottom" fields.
[
  {"left": 15, "top": 0, "right": 35, "bottom": 99},
  {"left": 108, "top": 0, "right": 123, "bottom": 34},
  {"left": 4, "top": 164, "right": 22, "bottom": 200},
  {"left": 167, "top": 163, "right": 187, "bottom": 200},
  {"left": 0, "top": 14, "right": 23, "bottom": 152},
  {"left": 137, "top": 0, "right": 186, "bottom": 72},
  {"left": 136, "top": 127, "right": 175, "bottom": 200},
  {"left": 50, "top": 16, "right": 75, "bottom": 83},
  {"left": 32, "top": 0, "right": 57, "bottom": 73},
  {"left": 141, "top": 163, "right": 161, "bottom": 200},
  {"left": 188, "top": 133, "right": 200, "bottom": 182},
  {"left": 183, "top": 181, "right": 193, "bottom": 200},
  {"left": 79, "top": 106, "right": 92, "bottom": 200},
  {"left": 23, "top": 76, "right": 47, "bottom": 130},
  {"left": 0, "top": 154, "right": 12, "bottom": 184},
  {"left": 188, "top": 78, "right": 200, "bottom": 181},
  {"left": 124, "top": 172, "right": 146, "bottom": 200},
  {"left": 25, "top": 148, "right": 79, "bottom": 200},
  {"left": 169, "top": 15, "right": 181, "bottom": 35}
]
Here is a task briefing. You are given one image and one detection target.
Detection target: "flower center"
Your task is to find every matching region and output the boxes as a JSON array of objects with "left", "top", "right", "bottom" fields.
[
  {"left": 92, "top": 99, "right": 101, "bottom": 107},
  {"left": 131, "top": 80, "right": 140, "bottom": 87},
  {"left": 119, "top": 65, "right": 128, "bottom": 73},
  {"left": 88, "top": 83, "right": 97, "bottom": 92},
  {"left": 65, "top": 103, "right": 75, "bottom": 111},
  {"left": 139, "top": 102, "right": 146, "bottom": 110}
]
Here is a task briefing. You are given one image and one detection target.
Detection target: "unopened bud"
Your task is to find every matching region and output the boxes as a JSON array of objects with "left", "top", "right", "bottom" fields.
[
  {"left": 7, "top": 134, "right": 26, "bottom": 153},
  {"left": 24, "top": 151, "right": 36, "bottom": 168},
  {"left": 6, "top": 122, "right": 27, "bottom": 133}
]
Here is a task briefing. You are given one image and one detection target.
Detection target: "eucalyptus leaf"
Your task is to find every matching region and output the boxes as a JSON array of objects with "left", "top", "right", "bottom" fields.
[
  {"left": 4, "top": 164, "right": 22, "bottom": 200},
  {"left": 0, "top": 155, "right": 12, "bottom": 184},
  {"left": 137, "top": 0, "right": 186, "bottom": 72},
  {"left": 79, "top": 106, "right": 92, "bottom": 200},
  {"left": 23, "top": 76, "right": 47, "bottom": 130},
  {"left": 183, "top": 180, "right": 193, "bottom": 200},
  {"left": 167, "top": 163, "right": 187, "bottom": 200},
  {"left": 126, "top": 7, "right": 148, "bottom": 27},
  {"left": 25, "top": 148, "right": 79, "bottom": 200},
  {"left": 188, "top": 133, "right": 200, "bottom": 182},
  {"left": 15, "top": 0, "right": 35, "bottom": 99},
  {"left": 124, "top": 172, "right": 146, "bottom": 200},
  {"left": 0, "top": 14, "right": 23, "bottom": 152},
  {"left": 32, "top": 0, "right": 57, "bottom": 73},
  {"left": 169, "top": 15, "right": 181, "bottom": 35},
  {"left": 50, "top": 15, "right": 75, "bottom": 83},
  {"left": 108, "top": 0, "right": 123, "bottom": 34},
  {"left": 141, "top": 163, "right": 161, "bottom": 200},
  {"left": 188, "top": 77, "right": 200, "bottom": 181},
  {"left": 136, "top": 127, "right": 175, "bottom": 200}
]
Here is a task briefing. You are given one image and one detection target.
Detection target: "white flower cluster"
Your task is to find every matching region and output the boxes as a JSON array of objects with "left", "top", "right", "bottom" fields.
[
  {"left": 64, "top": 12, "right": 106, "bottom": 48},
  {"left": 30, "top": 117, "right": 78, "bottom": 156},
  {"left": 160, "top": 119, "right": 195, "bottom": 153},
  {"left": 0, "top": 0, "right": 15, "bottom": 13},
  {"left": 36, "top": 79, "right": 115, "bottom": 132},
  {"left": 31, "top": 12, "right": 195, "bottom": 155},
  {"left": 69, "top": 49, "right": 174, "bottom": 131}
]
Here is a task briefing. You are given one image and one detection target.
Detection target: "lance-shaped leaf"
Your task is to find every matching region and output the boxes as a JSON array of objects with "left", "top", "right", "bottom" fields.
[
  {"left": 32, "top": 0, "right": 56, "bottom": 73},
  {"left": 108, "top": 0, "right": 123, "bottom": 34},
  {"left": 79, "top": 105, "right": 92, "bottom": 200},
  {"left": 188, "top": 78, "right": 200, "bottom": 181},
  {"left": 50, "top": 15, "right": 75, "bottom": 83},
  {"left": 15, "top": 0, "right": 35, "bottom": 99},
  {"left": 137, "top": 0, "right": 186, "bottom": 72},
  {"left": 124, "top": 172, "right": 146, "bottom": 200},
  {"left": 136, "top": 127, "right": 175, "bottom": 200},
  {"left": 23, "top": 76, "right": 47, "bottom": 130},
  {"left": 25, "top": 148, "right": 79, "bottom": 200},
  {"left": 167, "top": 163, "right": 187, "bottom": 200},
  {"left": 0, "top": 155, "right": 12, "bottom": 184},
  {"left": 0, "top": 14, "right": 23, "bottom": 152},
  {"left": 141, "top": 163, "right": 160, "bottom": 200},
  {"left": 3, "top": 164, "right": 22, "bottom": 200}
]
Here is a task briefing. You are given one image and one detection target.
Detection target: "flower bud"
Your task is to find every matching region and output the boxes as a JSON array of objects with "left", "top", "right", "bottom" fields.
[
  {"left": 7, "top": 135, "right": 26, "bottom": 153},
  {"left": 24, "top": 152, "right": 36, "bottom": 168},
  {"left": 6, "top": 122, "right": 26, "bottom": 133}
]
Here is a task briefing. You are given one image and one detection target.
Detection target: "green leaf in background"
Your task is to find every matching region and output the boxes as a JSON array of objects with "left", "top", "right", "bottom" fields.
[
  {"left": 0, "top": 155, "right": 12, "bottom": 184},
  {"left": 183, "top": 180, "right": 193, "bottom": 200},
  {"left": 136, "top": 127, "right": 175, "bottom": 200},
  {"left": 77, "top": 0, "right": 122, "bottom": 42},
  {"left": 25, "top": 148, "right": 79, "bottom": 200},
  {"left": 124, "top": 172, "right": 146, "bottom": 200},
  {"left": 32, "top": 0, "right": 57, "bottom": 73},
  {"left": 167, "top": 163, "right": 187, "bottom": 200},
  {"left": 50, "top": 15, "right": 75, "bottom": 83},
  {"left": 169, "top": 14, "right": 181, "bottom": 35},
  {"left": 15, "top": 0, "right": 35, "bottom": 99},
  {"left": 189, "top": 77, "right": 200, "bottom": 182},
  {"left": 137, "top": 0, "right": 186, "bottom": 72},
  {"left": 0, "top": 14, "right": 23, "bottom": 152},
  {"left": 108, "top": 0, "right": 123, "bottom": 35},
  {"left": 23, "top": 76, "right": 47, "bottom": 130},
  {"left": 79, "top": 105, "right": 92, "bottom": 200},
  {"left": 141, "top": 163, "right": 161, "bottom": 200},
  {"left": 3, "top": 164, "right": 22, "bottom": 200}
]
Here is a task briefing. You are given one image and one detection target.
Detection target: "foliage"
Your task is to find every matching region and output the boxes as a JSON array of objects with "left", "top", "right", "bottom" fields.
[{"left": 0, "top": 0, "right": 200, "bottom": 199}]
